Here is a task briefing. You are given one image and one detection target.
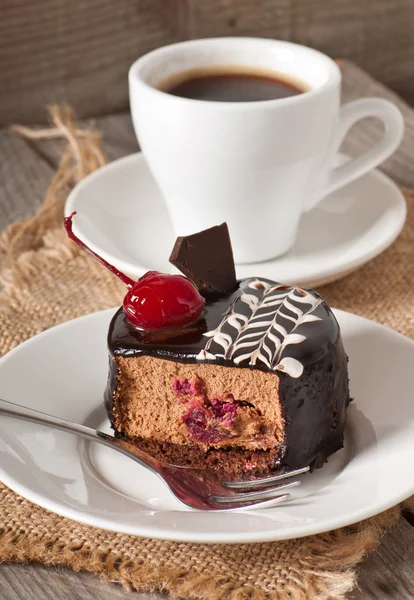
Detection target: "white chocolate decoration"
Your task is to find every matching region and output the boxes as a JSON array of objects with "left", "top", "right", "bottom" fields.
[{"left": 196, "top": 279, "right": 322, "bottom": 378}]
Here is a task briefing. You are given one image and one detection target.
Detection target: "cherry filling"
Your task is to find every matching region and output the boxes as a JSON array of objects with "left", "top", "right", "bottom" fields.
[
  {"left": 173, "top": 377, "right": 255, "bottom": 444},
  {"left": 64, "top": 212, "right": 205, "bottom": 330},
  {"left": 172, "top": 378, "right": 204, "bottom": 396},
  {"left": 181, "top": 397, "right": 242, "bottom": 444}
]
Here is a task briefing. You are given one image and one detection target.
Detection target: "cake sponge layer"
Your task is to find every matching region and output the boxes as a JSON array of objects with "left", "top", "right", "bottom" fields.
[{"left": 111, "top": 355, "right": 284, "bottom": 451}]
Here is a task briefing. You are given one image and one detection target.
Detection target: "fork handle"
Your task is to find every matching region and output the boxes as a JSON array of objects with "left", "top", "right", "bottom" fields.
[{"left": 0, "top": 398, "right": 158, "bottom": 476}]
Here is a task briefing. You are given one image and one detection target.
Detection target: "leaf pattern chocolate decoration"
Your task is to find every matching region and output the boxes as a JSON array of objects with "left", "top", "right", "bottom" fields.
[{"left": 196, "top": 279, "right": 322, "bottom": 377}]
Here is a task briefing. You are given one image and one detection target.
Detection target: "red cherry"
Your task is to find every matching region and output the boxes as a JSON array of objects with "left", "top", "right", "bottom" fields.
[
  {"left": 64, "top": 213, "right": 205, "bottom": 330},
  {"left": 124, "top": 271, "right": 205, "bottom": 330}
]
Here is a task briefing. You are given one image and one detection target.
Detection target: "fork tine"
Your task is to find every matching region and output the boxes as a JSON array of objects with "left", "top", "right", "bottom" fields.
[
  {"left": 220, "top": 465, "right": 310, "bottom": 489},
  {"left": 228, "top": 494, "right": 291, "bottom": 510},
  {"left": 211, "top": 479, "right": 300, "bottom": 503}
]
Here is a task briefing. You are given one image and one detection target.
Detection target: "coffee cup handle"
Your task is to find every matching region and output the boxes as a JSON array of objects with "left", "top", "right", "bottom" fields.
[{"left": 306, "top": 98, "right": 404, "bottom": 211}]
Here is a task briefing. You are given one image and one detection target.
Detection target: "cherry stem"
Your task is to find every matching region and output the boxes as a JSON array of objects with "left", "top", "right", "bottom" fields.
[{"left": 64, "top": 212, "right": 136, "bottom": 288}]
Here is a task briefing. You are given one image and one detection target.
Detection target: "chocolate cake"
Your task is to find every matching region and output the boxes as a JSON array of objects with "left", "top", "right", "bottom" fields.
[
  {"left": 64, "top": 213, "right": 350, "bottom": 478},
  {"left": 105, "top": 278, "right": 349, "bottom": 476}
]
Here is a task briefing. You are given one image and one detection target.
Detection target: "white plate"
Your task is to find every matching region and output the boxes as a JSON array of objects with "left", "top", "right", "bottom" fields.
[
  {"left": 0, "top": 309, "right": 413, "bottom": 543},
  {"left": 65, "top": 153, "right": 406, "bottom": 288}
]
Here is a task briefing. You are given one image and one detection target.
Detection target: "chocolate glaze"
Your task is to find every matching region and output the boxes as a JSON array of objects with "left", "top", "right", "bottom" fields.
[
  {"left": 107, "top": 279, "right": 338, "bottom": 368},
  {"left": 105, "top": 278, "right": 350, "bottom": 472}
]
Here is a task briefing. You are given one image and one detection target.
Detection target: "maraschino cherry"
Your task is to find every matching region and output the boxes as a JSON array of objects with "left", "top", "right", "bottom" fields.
[{"left": 64, "top": 212, "right": 205, "bottom": 330}]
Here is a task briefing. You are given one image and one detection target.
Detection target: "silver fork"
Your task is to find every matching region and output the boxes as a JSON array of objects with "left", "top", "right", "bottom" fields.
[{"left": 0, "top": 398, "right": 309, "bottom": 510}]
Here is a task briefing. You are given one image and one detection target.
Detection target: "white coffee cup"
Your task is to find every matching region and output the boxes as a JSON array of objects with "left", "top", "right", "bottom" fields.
[{"left": 129, "top": 38, "right": 404, "bottom": 264}]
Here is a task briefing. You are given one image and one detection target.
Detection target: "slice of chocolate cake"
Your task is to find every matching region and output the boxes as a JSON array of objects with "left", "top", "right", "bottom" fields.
[
  {"left": 64, "top": 214, "right": 350, "bottom": 478},
  {"left": 105, "top": 278, "right": 349, "bottom": 476}
]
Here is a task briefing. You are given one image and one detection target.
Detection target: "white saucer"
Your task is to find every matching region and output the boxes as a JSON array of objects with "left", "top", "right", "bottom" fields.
[
  {"left": 0, "top": 309, "right": 412, "bottom": 543},
  {"left": 65, "top": 153, "right": 406, "bottom": 287}
]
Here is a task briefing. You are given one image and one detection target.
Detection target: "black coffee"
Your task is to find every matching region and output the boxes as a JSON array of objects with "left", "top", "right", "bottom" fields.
[{"left": 159, "top": 67, "right": 307, "bottom": 102}]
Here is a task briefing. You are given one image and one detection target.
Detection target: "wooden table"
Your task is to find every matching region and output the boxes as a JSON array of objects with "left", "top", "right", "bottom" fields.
[{"left": 0, "top": 110, "right": 413, "bottom": 599}]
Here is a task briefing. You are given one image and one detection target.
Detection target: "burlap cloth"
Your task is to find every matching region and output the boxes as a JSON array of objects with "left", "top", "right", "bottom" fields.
[{"left": 0, "top": 106, "right": 413, "bottom": 600}]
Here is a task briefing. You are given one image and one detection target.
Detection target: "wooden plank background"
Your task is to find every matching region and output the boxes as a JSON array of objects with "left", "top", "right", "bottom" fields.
[
  {"left": 1, "top": 0, "right": 414, "bottom": 125},
  {"left": 0, "top": 4, "right": 413, "bottom": 596}
]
